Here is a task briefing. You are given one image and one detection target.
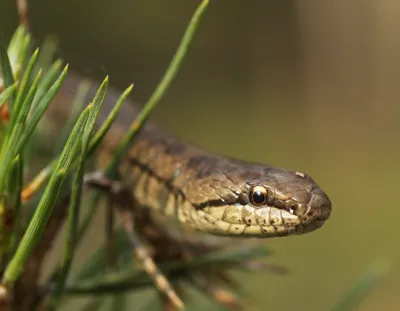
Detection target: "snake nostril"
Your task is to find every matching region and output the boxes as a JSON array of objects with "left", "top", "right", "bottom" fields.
[{"left": 285, "top": 200, "right": 299, "bottom": 215}]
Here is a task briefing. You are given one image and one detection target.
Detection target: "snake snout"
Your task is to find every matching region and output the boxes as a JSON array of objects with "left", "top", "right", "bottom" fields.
[
  {"left": 311, "top": 191, "right": 332, "bottom": 221},
  {"left": 300, "top": 190, "right": 331, "bottom": 234}
]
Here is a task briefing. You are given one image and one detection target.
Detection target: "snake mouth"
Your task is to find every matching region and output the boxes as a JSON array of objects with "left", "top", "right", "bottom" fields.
[{"left": 300, "top": 218, "right": 327, "bottom": 234}]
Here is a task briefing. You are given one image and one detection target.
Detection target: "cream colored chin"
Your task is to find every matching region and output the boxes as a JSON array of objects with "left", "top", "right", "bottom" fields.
[{"left": 197, "top": 204, "right": 301, "bottom": 237}]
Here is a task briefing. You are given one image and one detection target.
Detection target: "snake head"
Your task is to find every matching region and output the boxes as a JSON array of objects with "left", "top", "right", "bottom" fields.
[
  {"left": 237, "top": 167, "right": 332, "bottom": 237},
  {"left": 200, "top": 164, "right": 332, "bottom": 238}
]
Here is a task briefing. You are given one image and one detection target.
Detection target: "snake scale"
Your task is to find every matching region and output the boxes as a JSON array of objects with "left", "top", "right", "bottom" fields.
[{"left": 59, "top": 72, "right": 332, "bottom": 238}]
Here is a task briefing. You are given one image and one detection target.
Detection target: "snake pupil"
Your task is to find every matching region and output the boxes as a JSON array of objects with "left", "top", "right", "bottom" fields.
[{"left": 253, "top": 191, "right": 265, "bottom": 203}]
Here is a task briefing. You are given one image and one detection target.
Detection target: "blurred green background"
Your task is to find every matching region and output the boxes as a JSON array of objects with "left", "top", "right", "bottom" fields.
[{"left": 2, "top": 0, "right": 400, "bottom": 310}]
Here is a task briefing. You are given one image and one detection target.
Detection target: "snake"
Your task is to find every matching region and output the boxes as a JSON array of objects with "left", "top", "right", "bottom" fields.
[{"left": 58, "top": 72, "right": 332, "bottom": 238}]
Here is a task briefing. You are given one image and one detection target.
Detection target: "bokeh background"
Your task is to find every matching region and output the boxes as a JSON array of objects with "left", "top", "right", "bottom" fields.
[{"left": 2, "top": 0, "right": 400, "bottom": 310}]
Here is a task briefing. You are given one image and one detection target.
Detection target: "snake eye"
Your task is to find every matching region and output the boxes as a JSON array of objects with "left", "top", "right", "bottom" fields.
[{"left": 249, "top": 186, "right": 268, "bottom": 206}]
